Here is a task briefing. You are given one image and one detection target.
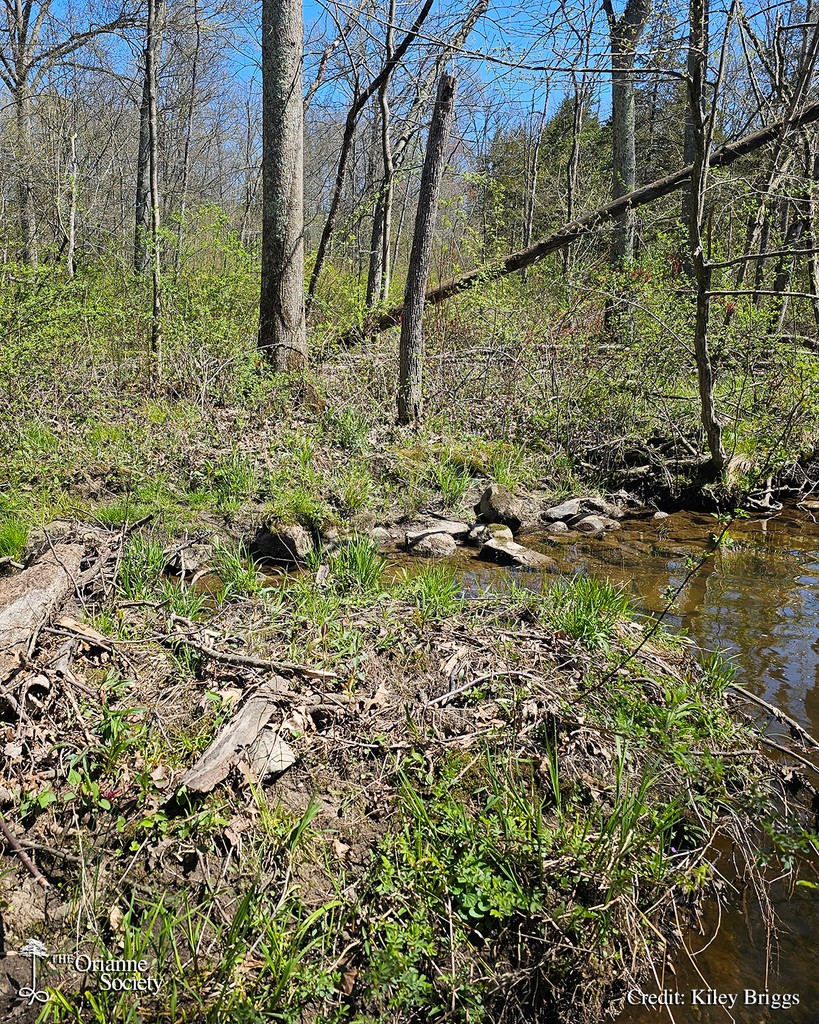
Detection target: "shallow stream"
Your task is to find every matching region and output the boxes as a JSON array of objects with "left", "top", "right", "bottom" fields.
[
  {"left": 528, "top": 507, "right": 819, "bottom": 1022},
  {"left": 394, "top": 506, "right": 819, "bottom": 1021}
]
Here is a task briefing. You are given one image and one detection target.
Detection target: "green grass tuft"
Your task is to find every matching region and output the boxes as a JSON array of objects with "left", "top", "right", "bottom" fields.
[{"left": 0, "top": 518, "right": 28, "bottom": 559}]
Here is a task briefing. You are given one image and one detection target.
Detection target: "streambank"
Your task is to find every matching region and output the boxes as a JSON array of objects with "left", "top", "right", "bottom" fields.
[{"left": 0, "top": 522, "right": 816, "bottom": 1022}]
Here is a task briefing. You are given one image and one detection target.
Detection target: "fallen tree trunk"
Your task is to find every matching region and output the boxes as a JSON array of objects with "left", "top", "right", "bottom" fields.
[
  {"left": 0, "top": 544, "right": 84, "bottom": 679},
  {"left": 350, "top": 98, "right": 819, "bottom": 341}
]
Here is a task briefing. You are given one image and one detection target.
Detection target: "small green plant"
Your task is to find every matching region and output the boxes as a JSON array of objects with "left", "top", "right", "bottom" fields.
[
  {"left": 334, "top": 463, "right": 374, "bottom": 515},
  {"left": 489, "top": 442, "right": 526, "bottom": 489},
  {"left": 160, "top": 579, "right": 208, "bottom": 620},
  {"left": 548, "top": 575, "right": 630, "bottom": 646},
  {"left": 322, "top": 406, "right": 369, "bottom": 451},
  {"left": 396, "top": 564, "right": 464, "bottom": 621},
  {"left": 327, "top": 536, "right": 386, "bottom": 593},
  {"left": 118, "top": 534, "right": 167, "bottom": 599},
  {"left": 94, "top": 496, "right": 152, "bottom": 527},
  {"left": 204, "top": 449, "right": 257, "bottom": 511},
  {"left": 0, "top": 517, "right": 28, "bottom": 559},
  {"left": 212, "top": 541, "right": 265, "bottom": 601},
  {"left": 433, "top": 459, "right": 472, "bottom": 507}
]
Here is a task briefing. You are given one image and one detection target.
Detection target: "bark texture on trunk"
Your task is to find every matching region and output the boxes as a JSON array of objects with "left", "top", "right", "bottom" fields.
[
  {"left": 603, "top": 0, "right": 651, "bottom": 264},
  {"left": 15, "top": 87, "right": 37, "bottom": 268},
  {"left": 687, "top": 0, "right": 725, "bottom": 475},
  {"left": 134, "top": 63, "right": 151, "bottom": 274},
  {"left": 260, "top": 0, "right": 307, "bottom": 372},
  {"left": 147, "top": 0, "right": 164, "bottom": 367},
  {"left": 397, "top": 74, "right": 457, "bottom": 424}
]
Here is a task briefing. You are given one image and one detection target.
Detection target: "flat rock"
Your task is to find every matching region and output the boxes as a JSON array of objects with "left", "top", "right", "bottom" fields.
[
  {"left": 252, "top": 523, "right": 314, "bottom": 564},
  {"left": 573, "top": 514, "right": 620, "bottom": 534},
  {"left": 409, "top": 532, "right": 457, "bottom": 558},
  {"left": 546, "top": 521, "right": 569, "bottom": 535},
  {"left": 478, "top": 538, "right": 557, "bottom": 571},
  {"left": 542, "top": 496, "right": 622, "bottom": 523},
  {"left": 405, "top": 520, "right": 469, "bottom": 547},
  {"left": 542, "top": 498, "right": 584, "bottom": 521},
  {"left": 475, "top": 484, "right": 522, "bottom": 532}
]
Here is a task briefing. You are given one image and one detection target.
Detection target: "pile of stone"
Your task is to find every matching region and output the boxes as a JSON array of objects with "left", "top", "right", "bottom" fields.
[{"left": 251, "top": 485, "right": 624, "bottom": 572}]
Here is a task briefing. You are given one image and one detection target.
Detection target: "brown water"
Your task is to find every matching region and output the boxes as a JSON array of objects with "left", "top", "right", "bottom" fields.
[
  {"left": 396, "top": 508, "right": 819, "bottom": 1021},
  {"left": 512, "top": 508, "right": 819, "bottom": 1023},
  {"left": 539, "top": 508, "right": 819, "bottom": 1024}
]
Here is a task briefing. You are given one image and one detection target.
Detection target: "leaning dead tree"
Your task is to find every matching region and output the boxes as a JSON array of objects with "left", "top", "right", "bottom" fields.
[
  {"left": 305, "top": 0, "right": 434, "bottom": 310},
  {"left": 349, "top": 96, "right": 819, "bottom": 341},
  {"left": 397, "top": 73, "right": 457, "bottom": 424}
]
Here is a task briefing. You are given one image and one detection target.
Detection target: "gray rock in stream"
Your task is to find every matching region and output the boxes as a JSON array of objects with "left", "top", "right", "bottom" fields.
[
  {"left": 475, "top": 484, "right": 523, "bottom": 532},
  {"left": 542, "top": 496, "right": 623, "bottom": 524},
  {"left": 405, "top": 520, "right": 470, "bottom": 548},
  {"left": 468, "top": 523, "right": 514, "bottom": 545},
  {"left": 252, "top": 523, "right": 314, "bottom": 564},
  {"left": 408, "top": 532, "right": 457, "bottom": 558},
  {"left": 478, "top": 538, "right": 557, "bottom": 571},
  {"left": 573, "top": 514, "right": 621, "bottom": 534}
]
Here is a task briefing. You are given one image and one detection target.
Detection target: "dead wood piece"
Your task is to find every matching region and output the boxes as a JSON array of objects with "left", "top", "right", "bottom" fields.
[
  {"left": 727, "top": 683, "right": 819, "bottom": 752},
  {"left": 178, "top": 679, "right": 294, "bottom": 793},
  {"left": 169, "top": 626, "right": 337, "bottom": 681},
  {"left": 0, "top": 813, "right": 50, "bottom": 888},
  {"left": 0, "top": 543, "right": 85, "bottom": 679}
]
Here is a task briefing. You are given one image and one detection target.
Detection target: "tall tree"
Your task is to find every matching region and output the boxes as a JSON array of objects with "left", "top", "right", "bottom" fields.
[
  {"left": 397, "top": 73, "right": 457, "bottom": 424},
  {"left": 0, "top": 1, "right": 136, "bottom": 266},
  {"left": 602, "top": 0, "right": 651, "bottom": 263},
  {"left": 306, "top": 0, "right": 434, "bottom": 310},
  {"left": 259, "top": 0, "right": 307, "bottom": 371},
  {"left": 146, "top": 0, "right": 164, "bottom": 365},
  {"left": 687, "top": 0, "right": 727, "bottom": 474}
]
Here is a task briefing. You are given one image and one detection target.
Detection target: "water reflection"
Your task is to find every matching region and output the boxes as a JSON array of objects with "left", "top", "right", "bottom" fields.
[{"left": 535, "top": 508, "right": 819, "bottom": 1023}]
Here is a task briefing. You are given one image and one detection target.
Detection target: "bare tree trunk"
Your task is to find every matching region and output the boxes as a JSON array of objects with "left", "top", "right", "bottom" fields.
[
  {"left": 307, "top": 0, "right": 434, "bottom": 310},
  {"left": 523, "top": 97, "right": 547, "bottom": 281},
  {"left": 397, "top": 74, "right": 457, "bottom": 425},
  {"left": 65, "top": 131, "right": 78, "bottom": 278},
  {"left": 804, "top": 140, "right": 819, "bottom": 328},
  {"left": 563, "top": 78, "right": 584, "bottom": 274},
  {"left": 768, "top": 206, "right": 805, "bottom": 332},
  {"left": 603, "top": 0, "right": 650, "bottom": 264},
  {"left": 366, "top": 1, "right": 396, "bottom": 308},
  {"left": 134, "top": 58, "right": 151, "bottom": 274},
  {"left": 15, "top": 86, "right": 37, "bottom": 268},
  {"left": 687, "top": 0, "right": 725, "bottom": 475},
  {"left": 259, "top": 0, "right": 307, "bottom": 372},
  {"left": 175, "top": 0, "right": 202, "bottom": 274},
  {"left": 147, "top": 0, "right": 164, "bottom": 369}
]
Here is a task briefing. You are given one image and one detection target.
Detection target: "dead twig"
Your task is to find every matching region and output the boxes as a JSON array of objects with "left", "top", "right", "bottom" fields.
[
  {"left": 727, "top": 683, "right": 819, "bottom": 752},
  {"left": 0, "top": 813, "right": 50, "bottom": 888},
  {"left": 168, "top": 618, "right": 337, "bottom": 681}
]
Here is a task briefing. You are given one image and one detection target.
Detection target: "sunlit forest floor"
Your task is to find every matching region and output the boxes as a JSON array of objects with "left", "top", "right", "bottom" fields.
[{"left": 1, "top": 251, "right": 818, "bottom": 1022}]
